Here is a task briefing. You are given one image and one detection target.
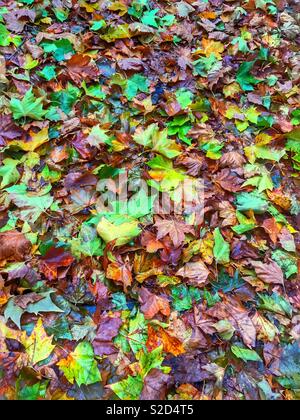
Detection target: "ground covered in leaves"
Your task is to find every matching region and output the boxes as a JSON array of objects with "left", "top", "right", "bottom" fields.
[{"left": 0, "top": 0, "right": 300, "bottom": 401}]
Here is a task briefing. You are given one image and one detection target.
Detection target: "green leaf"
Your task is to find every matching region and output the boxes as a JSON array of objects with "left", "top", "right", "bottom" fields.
[
  {"left": 10, "top": 89, "right": 46, "bottom": 120},
  {"left": 236, "top": 192, "right": 269, "bottom": 214},
  {"left": 5, "top": 184, "right": 54, "bottom": 223},
  {"left": 41, "top": 39, "right": 74, "bottom": 61},
  {"left": 0, "top": 158, "right": 20, "bottom": 188},
  {"left": 231, "top": 345, "right": 262, "bottom": 362},
  {"left": 101, "top": 24, "right": 131, "bottom": 42},
  {"left": 133, "top": 124, "right": 181, "bottom": 159},
  {"left": 236, "top": 61, "right": 260, "bottom": 91},
  {"left": 0, "top": 23, "right": 22, "bottom": 47},
  {"left": 212, "top": 270, "right": 244, "bottom": 294},
  {"left": 258, "top": 292, "right": 293, "bottom": 317},
  {"left": 71, "top": 224, "right": 104, "bottom": 258},
  {"left": 37, "top": 65, "right": 56, "bottom": 81},
  {"left": 272, "top": 249, "right": 298, "bottom": 279},
  {"left": 112, "top": 189, "right": 156, "bottom": 219},
  {"left": 125, "top": 74, "right": 149, "bottom": 100},
  {"left": 58, "top": 342, "right": 101, "bottom": 387},
  {"left": 137, "top": 346, "right": 165, "bottom": 377},
  {"left": 213, "top": 228, "right": 230, "bottom": 264},
  {"left": 5, "top": 291, "right": 64, "bottom": 329},
  {"left": 90, "top": 20, "right": 106, "bottom": 31},
  {"left": 171, "top": 284, "right": 201, "bottom": 312},
  {"left": 51, "top": 83, "right": 81, "bottom": 115},
  {"left": 18, "top": 381, "right": 48, "bottom": 401},
  {"left": 110, "top": 374, "right": 144, "bottom": 400},
  {"left": 175, "top": 88, "right": 193, "bottom": 109},
  {"left": 82, "top": 82, "right": 106, "bottom": 100},
  {"left": 97, "top": 215, "right": 141, "bottom": 246},
  {"left": 87, "top": 125, "right": 112, "bottom": 147},
  {"left": 141, "top": 9, "right": 159, "bottom": 28}
]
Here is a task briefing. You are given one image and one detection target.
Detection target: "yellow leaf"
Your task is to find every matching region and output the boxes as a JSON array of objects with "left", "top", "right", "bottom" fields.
[
  {"left": 223, "top": 83, "right": 241, "bottom": 98},
  {"left": 200, "top": 39, "right": 224, "bottom": 59},
  {"left": 255, "top": 133, "right": 273, "bottom": 146},
  {"left": 9, "top": 128, "right": 49, "bottom": 152},
  {"left": 24, "top": 318, "right": 55, "bottom": 365}
]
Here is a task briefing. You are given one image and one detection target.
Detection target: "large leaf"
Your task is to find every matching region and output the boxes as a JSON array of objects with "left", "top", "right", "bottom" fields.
[
  {"left": 10, "top": 89, "right": 46, "bottom": 120},
  {"left": 57, "top": 342, "right": 101, "bottom": 387}
]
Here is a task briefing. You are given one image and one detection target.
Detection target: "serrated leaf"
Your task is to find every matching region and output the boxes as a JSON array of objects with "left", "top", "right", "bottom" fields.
[
  {"left": 10, "top": 89, "right": 46, "bottom": 120},
  {"left": 58, "top": 342, "right": 101, "bottom": 387},
  {"left": 213, "top": 228, "right": 230, "bottom": 264}
]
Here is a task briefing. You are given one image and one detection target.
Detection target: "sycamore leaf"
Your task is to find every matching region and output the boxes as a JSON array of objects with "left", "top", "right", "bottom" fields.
[
  {"left": 133, "top": 124, "right": 181, "bottom": 159},
  {"left": 176, "top": 261, "right": 209, "bottom": 286},
  {"left": 231, "top": 345, "right": 262, "bottom": 362},
  {"left": 154, "top": 217, "right": 194, "bottom": 248},
  {"left": 25, "top": 318, "right": 55, "bottom": 365},
  {"left": 252, "top": 260, "right": 284, "bottom": 286},
  {"left": 10, "top": 89, "right": 46, "bottom": 120},
  {"left": 0, "top": 158, "right": 20, "bottom": 188},
  {"left": 109, "top": 374, "right": 144, "bottom": 400},
  {"left": 57, "top": 342, "right": 101, "bottom": 387},
  {"left": 236, "top": 61, "right": 260, "bottom": 91},
  {"left": 97, "top": 215, "right": 141, "bottom": 246},
  {"left": 213, "top": 228, "right": 230, "bottom": 264},
  {"left": 9, "top": 128, "right": 49, "bottom": 152},
  {"left": 5, "top": 291, "right": 63, "bottom": 329}
]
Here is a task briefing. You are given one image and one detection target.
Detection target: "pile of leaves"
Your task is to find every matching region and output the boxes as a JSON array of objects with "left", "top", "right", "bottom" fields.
[{"left": 0, "top": 0, "right": 300, "bottom": 401}]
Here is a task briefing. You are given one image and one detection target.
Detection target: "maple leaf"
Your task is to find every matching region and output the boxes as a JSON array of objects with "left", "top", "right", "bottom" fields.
[
  {"left": 66, "top": 54, "right": 100, "bottom": 85},
  {"left": 213, "top": 228, "right": 230, "bottom": 265},
  {"left": 0, "top": 230, "right": 31, "bottom": 262},
  {"left": 25, "top": 318, "right": 55, "bottom": 365},
  {"left": 176, "top": 261, "right": 209, "bottom": 286},
  {"left": 106, "top": 261, "right": 133, "bottom": 292},
  {"left": 252, "top": 260, "right": 284, "bottom": 286},
  {"left": 58, "top": 342, "right": 101, "bottom": 387},
  {"left": 139, "top": 287, "right": 171, "bottom": 320},
  {"left": 154, "top": 217, "right": 194, "bottom": 248},
  {"left": 133, "top": 124, "right": 181, "bottom": 159},
  {"left": 10, "top": 89, "right": 46, "bottom": 120},
  {"left": 0, "top": 115, "right": 23, "bottom": 145},
  {"left": 93, "top": 316, "right": 122, "bottom": 356},
  {"left": 0, "top": 158, "right": 20, "bottom": 188}
]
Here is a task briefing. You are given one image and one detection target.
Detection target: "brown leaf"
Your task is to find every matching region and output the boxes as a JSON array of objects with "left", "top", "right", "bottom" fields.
[
  {"left": 14, "top": 293, "right": 43, "bottom": 310},
  {"left": 176, "top": 261, "right": 209, "bottom": 286},
  {"left": 140, "top": 369, "right": 171, "bottom": 400},
  {"left": 118, "top": 58, "right": 143, "bottom": 71},
  {"left": 0, "top": 115, "right": 24, "bottom": 146},
  {"left": 176, "top": 153, "right": 204, "bottom": 176},
  {"left": 39, "top": 247, "right": 74, "bottom": 280},
  {"left": 214, "top": 169, "right": 243, "bottom": 192},
  {"left": 252, "top": 260, "right": 284, "bottom": 286},
  {"left": 154, "top": 217, "right": 195, "bottom": 248},
  {"left": 208, "top": 298, "right": 256, "bottom": 348},
  {"left": 219, "top": 201, "right": 237, "bottom": 227},
  {"left": 220, "top": 151, "right": 246, "bottom": 168},
  {"left": 4, "top": 9, "right": 36, "bottom": 33},
  {"left": 66, "top": 54, "right": 100, "bottom": 85},
  {"left": 0, "top": 231, "right": 31, "bottom": 262},
  {"left": 139, "top": 287, "right": 170, "bottom": 320},
  {"left": 262, "top": 218, "right": 280, "bottom": 244},
  {"left": 93, "top": 316, "right": 122, "bottom": 356}
]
